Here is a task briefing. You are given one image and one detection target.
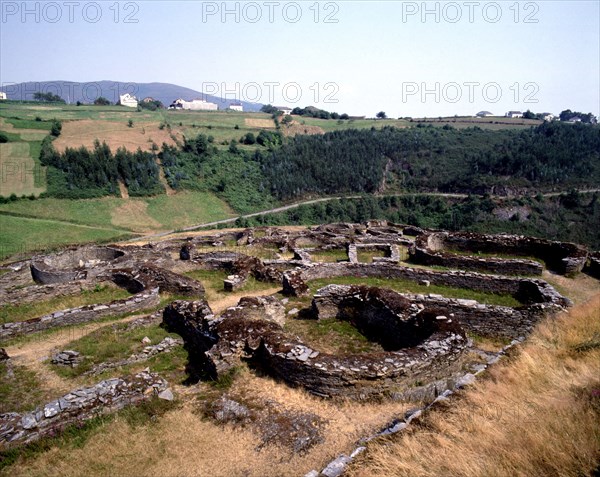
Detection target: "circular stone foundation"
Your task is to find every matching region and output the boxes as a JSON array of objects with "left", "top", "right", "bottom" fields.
[{"left": 30, "top": 246, "right": 126, "bottom": 284}]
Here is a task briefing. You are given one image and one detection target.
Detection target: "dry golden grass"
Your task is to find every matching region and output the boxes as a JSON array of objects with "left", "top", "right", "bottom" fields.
[
  {"left": 4, "top": 367, "right": 412, "bottom": 477},
  {"left": 346, "top": 293, "right": 600, "bottom": 477},
  {"left": 52, "top": 120, "right": 181, "bottom": 153},
  {"left": 244, "top": 118, "right": 276, "bottom": 128}
]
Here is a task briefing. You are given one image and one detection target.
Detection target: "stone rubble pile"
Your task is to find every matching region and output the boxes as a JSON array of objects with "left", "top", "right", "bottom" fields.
[{"left": 51, "top": 350, "right": 81, "bottom": 367}]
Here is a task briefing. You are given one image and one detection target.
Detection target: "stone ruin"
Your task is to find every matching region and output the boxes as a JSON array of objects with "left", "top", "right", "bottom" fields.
[
  {"left": 163, "top": 294, "right": 469, "bottom": 400},
  {"left": 0, "top": 247, "right": 207, "bottom": 341},
  {"left": 410, "top": 230, "right": 588, "bottom": 276},
  {"left": 30, "top": 246, "right": 126, "bottom": 285},
  {"left": 1, "top": 220, "right": 597, "bottom": 450},
  {"left": 0, "top": 371, "right": 169, "bottom": 448}
]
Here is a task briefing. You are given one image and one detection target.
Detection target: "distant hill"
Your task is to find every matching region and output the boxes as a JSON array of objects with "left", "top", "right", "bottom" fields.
[{"left": 0, "top": 81, "right": 263, "bottom": 112}]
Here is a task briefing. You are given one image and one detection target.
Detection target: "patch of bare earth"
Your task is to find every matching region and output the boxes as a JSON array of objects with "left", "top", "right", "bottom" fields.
[
  {"left": 52, "top": 120, "right": 182, "bottom": 153},
  {"left": 281, "top": 122, "right": 324, "bottom": 137},
  {"left": 118, "top": 181, "right": 129, "bottom": 199},
  {"left": 244, "top": 118, "right": 276, "bottom": 128}
]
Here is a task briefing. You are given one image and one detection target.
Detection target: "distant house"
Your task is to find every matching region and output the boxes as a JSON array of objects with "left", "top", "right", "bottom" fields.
[
  {"left": 169, "top": 98, "right": 218, "bottom": 111},
  {"left": 541, "top": 113, "right": 555, "bottom": 121},
  {"left": 506, "top": 111, "right": 523, "bottom": 118},
  {"left": 0, "top": 92, "right": 6, "bottom": 100},
  {"left": 476, "top": 111, "right": 493, "bottom": 117},
  {"left": 275, "top": 106, "right": 292, "bottom": 115},
  {"left": 567, "top": 116, "right": 582, "bottom": 123},
  {"left": 141, "top": 97, "right": 156, "bottom": 103},
  {"left": 228, "top": 102, "right": 243, "bottom": 112},
  {"left": 119, "top": 93, "right": 138, "bottom": 108}
]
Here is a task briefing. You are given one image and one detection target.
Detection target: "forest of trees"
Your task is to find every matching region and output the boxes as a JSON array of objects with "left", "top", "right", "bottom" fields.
[
  {"left": 33, "top": 92, "right": 65, "bottom": 103},
  {"left": 40, "top": 139, "right": 163, "bottom": 198},
  {"left": 34, "top": 121, "right": 600, "bottom": 216},
  {"left": 255, "top": 122, "right": 600, "bottom": 200},
  {"left": 233, "top": 192, "right": 600, "bottom": 249}
]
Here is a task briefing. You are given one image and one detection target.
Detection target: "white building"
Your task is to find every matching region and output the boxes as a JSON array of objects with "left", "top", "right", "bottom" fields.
[
  {"left": 228, "top": 102, "right": 243, "bottom": 112},
  {"left": 0, "top": 92, "right": 6, "bottom": 100},
  {"left": 506, "top": 111, "right": 523, "bottom": 118},
  {"left": 119, "top": 93, "right": 138, "bottom": 108},
  {"left": 541, "top": 113, "right": 555, "bottom": 121},
  {"left": 170, "top": 98, "right": 218, "bottom": 111},
  {"left": 276, "top": 106, "right": 292, "bottom": 115},
  {"left": 568, "top": 116, "right": 582, "bottom": 123},
  {"left": 475, "top": 111, "right": 493, "bottom": 117}
]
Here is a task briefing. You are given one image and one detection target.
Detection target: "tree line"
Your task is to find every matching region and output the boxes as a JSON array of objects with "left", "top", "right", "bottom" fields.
[{"left": 40, "top": 139, "right": 163, "bottom": 198}]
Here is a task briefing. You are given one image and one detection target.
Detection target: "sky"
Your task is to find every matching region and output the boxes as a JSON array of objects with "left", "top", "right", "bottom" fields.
[{"left": 1, "top": 0, "right": 599, "bottom": 117}]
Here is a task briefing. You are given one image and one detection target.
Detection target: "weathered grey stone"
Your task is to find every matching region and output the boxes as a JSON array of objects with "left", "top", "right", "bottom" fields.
[
  {"left": 456, "top": 373, "right": 476, "bottom": 388},
  {"left": 157, "top": 388, "right": 174, "bottom": 401},
  {"left": 321, "top": 455, "right": 352, "bottom": 477},
  {"left": 20, "top": 414, "right": 37, "bottom": 430},
  {"left": 43, "top": 402, "right": 60, "bottom": 418}
]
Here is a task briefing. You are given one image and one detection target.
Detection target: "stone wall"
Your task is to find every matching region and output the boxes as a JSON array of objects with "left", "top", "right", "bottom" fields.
[
  {"left": 313, "top": 284, "right": 561, "bottom": 340},
  {"left": 0, "top": 280, "right": 101, "bottom": 306},
  {"left": 0, "top": 288, "right": 160, "bottom": 341},
  {"left": 30, "top": 246, "right": 126, "bottom": 285},
  {"left": 163, "top": 298, "right": 469, "bottom": 400},
  {"left": 411, "top": 234, "right": 543, "bottom": 276},
  {"left": 415, "top": 231, "right": 587, "bottom": 275},
  {"left": 109, "top": 265, "right": 205, "bottom": 298},
  {"left": 0, "top": 371, "right": 168, "bottom": 448},
  {"left": 282, "top": 262, "right": 569, "bottom": 308}
]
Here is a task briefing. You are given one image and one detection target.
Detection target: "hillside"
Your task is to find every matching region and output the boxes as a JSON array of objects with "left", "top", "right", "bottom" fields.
[
  {"left": 1, "top": 101, "right": 599, "bottom": 260},
  {"left": 0, "top": 81, "right": 263, "bottom": 111}
]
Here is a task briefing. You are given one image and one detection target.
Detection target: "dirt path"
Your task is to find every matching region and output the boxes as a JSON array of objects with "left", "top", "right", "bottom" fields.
[
  {"left": 118, "top": 180, "right": 130, "bottom": 199},
  {"left": 156, "top": 158, "right": 176, "bottom": 196},
  {"left": 4, "top": 284, "right": 282, "bottom": 397},
  {"left": 208, "top": 286, "right": 282, "bottom": 314},
  {"left": 124, "top": 188, "right": 600, "bottom": 244}
]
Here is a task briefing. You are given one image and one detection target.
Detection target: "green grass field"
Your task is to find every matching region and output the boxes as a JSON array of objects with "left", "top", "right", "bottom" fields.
[
  {"left": 0, "top": 191, "right": 235, "bottom": 260},
  {"left": 0, "top": 214, "right": 134, "bottom": 261}
]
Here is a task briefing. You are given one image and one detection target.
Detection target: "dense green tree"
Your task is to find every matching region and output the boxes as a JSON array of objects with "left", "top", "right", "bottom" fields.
[
  {"left": 50, "top": 120, "right": 62, "bottom": 137},
  {"left": 94, "top": 97, "right": 111, "bottom": 106},
  {"left": 33, "top": 92, "right": 65, "bottom": 103}
]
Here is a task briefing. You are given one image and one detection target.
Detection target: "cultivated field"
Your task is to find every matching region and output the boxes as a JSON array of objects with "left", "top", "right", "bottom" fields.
[
  {"left": 0, "top": 117, "right": 48, "bottom": 197},
  {"left": 52, "top": 120, "right": 182, "bottom": 153}
]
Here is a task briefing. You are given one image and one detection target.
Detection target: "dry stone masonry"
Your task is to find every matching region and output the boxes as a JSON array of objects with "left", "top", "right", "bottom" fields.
[
  {"left": 163, "top": 296, "right": 469, "bottom": 399},
  {"left": 0, "top": 288, "right": 160, "bottom": 341},
  {"left": 84, "top": 336, "right": 183, "bottom": 376},
  {"left": 0, "top": 220, "right": 591, "bottom": 448},
  {"left": 410, "top": 231, "right": 588, "bottom": 276},
  {"left": 0, "top": 371, "right": 169, "bottom": 448}
]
